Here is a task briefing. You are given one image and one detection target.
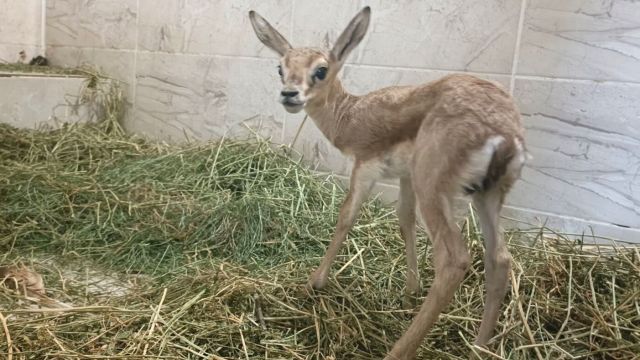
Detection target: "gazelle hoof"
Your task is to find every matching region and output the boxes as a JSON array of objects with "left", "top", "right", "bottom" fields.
[
  {"left": 307, "top": 270, "right": 328, "bottom": 290},
  {"left": 402, "top": 283, "right": 421, "bottom": 310},
  {"left": 402, "top": 292, "right": 418, "bottom": 310},
  {"left": 383, "top": 353, "right": 410, "bottom": 360}
]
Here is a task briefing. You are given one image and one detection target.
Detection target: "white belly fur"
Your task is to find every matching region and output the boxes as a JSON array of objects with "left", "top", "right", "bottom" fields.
[{"left": 358, "top": 141, "right": 414, "bottom": 180}]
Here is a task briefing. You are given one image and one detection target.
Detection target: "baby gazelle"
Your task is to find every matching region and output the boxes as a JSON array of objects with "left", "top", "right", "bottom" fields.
[{"left": 249, "top": 7, "right": 527, "bottom": 359}]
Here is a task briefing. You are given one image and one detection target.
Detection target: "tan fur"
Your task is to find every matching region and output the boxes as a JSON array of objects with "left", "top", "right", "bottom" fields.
[{"left": 250, "top": 7, "right": 527, "bottom": 359}]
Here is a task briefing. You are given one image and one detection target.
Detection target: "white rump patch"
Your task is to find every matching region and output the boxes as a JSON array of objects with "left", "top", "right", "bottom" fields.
[
  {"left": 507, "top": 138, "right": 528, "bottom": 177},
  {"left": 459, "top": 135, "right": 505, "bottom": 190}
]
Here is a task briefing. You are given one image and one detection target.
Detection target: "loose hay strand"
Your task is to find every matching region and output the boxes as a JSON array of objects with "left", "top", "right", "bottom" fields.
[{"left": 0, "top": 311, "right": 12, "bottom": 360}]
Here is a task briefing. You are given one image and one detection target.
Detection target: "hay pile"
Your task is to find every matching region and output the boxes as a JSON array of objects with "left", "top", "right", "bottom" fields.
[{"left": 0, "top": 119, "right": 638, "bottom": 360}]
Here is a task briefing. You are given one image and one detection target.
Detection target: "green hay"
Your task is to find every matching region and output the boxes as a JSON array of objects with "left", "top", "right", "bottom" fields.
[{"left": 0, "top": 118, "right": 639, "bottom": 359}]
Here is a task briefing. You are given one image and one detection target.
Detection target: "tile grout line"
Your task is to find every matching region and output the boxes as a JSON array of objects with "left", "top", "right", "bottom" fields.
[
  {"left": 41, "top": 0, "right": 46, "bottom": 56},
  {"left": 509, "top": 0, "right": 527, "bottom": 94},
  {"left": 289, "top": 0, "right": 295, "bottom": 42},
  {"left": 503, "top": 205, "right": 640, "bottom": 235},
  {"left": 131, "top": 0, "right": 141, "bottom": 122},
  {"left": 350, "top": 62, "right": 510, "bottom": 78},
  {"left": 511, "top": 74, "right": 640, "bottom": 86},
  {"left": 43, "top": 45, "right": 640, "bottom": 87}
]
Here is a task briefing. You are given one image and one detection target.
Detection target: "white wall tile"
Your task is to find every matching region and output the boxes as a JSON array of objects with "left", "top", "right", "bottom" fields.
[
  {"left": 132, "top": 52, "right": 284, "bottom": 142},
  {"left": 291, "top": 0, "right": 363, "bottom": 54},
  {"left": 518, "top": 0, "right": 640, "bottom": 82},
  {"left": 46, "top": 0, "right": 137, "bottom": 49},
  {"left": 0, "top": 0, "right": 42, "bottom": 46},
  {"left": 0, "top": 0, "right": 42, "bottom": 61},
  {"left": 0, "top": 44, "right": 42, "bottom": 63},
  {"left": 358, "top": 0, "right": 521, "bottom": 73},
  {"left": 512, "top": 78, "right": 640, "bottom": 228},
  {"left": 46, "top": 46, "right": 136, "bottom": 99},
  {"left": 137, "top": 0, "right": 292, "bottom": 57}
]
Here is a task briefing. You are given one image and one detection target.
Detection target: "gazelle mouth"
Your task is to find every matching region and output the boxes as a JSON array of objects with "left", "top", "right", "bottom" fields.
[
  {"left": 282, "top": 99, "right": 304, "bottom": 106},
  {"left": 282, "top": 101, "right": 304, "bottom": 113}
]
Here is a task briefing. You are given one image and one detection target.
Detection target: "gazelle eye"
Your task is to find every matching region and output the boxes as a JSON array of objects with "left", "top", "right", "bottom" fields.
[
  {"left": 314, "top": 67, "right": 328, "bottom": 80},
  {"left": 277, "top": 65, "right": 283, "bottom": 77}
]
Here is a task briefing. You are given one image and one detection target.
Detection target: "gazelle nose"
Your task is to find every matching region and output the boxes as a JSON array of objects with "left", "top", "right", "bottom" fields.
[{"left": 281, "top": 90, "right": 299, "bottom": 98}]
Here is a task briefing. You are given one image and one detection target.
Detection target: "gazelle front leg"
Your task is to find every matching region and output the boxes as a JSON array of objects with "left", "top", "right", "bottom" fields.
[
  {"left": 309, "top": 164, "right": 374, "bottom": 290},
  {"left": 399, "top": 177, "right": 420, "bottom": 308}
]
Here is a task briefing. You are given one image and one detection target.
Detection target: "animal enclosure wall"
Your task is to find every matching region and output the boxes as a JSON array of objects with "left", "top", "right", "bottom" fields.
[
  {"left": 2, "top": 0, "right": 639, "bottom": 242},
  {"left": 0, "top": 0, "right": 43, "bottom": 62}
]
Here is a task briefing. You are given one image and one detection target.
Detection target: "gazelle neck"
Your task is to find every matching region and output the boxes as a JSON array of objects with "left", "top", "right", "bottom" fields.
[{"left": 303, "top": 77, "right": 358, "bottom": 146}]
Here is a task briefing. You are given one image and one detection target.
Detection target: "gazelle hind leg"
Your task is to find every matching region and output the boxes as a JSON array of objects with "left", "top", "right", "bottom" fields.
[
  {"left": 386, "top": 191, "right": 470, "bottom": 360},
  {"left": 473, "top": 187, "right": 511, "bottom": 345},
  {"left": 386, "top": 156, "right": 470, "bottom": 359},
  {"left": 475, "top": 138, "right": 525, "bottom": 344}
]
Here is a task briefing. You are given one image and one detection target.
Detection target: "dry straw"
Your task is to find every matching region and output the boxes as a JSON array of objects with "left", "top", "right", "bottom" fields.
[{"left": 0, "top": 68, "right": 638, "bottom": 360}]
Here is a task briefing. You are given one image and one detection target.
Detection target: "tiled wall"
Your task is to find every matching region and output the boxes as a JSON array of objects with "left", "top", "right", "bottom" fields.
[
  {"left": 0, "top": 0, "right": 43, "bottom": 62},
  {"left": 11, "top": 0, "right": 640, "bottom": 241}
]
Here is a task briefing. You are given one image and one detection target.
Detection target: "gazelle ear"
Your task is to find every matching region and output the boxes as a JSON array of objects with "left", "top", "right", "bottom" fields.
[
  {"left": 330, "top": 7, "right": 371, "bottom": 64},
  {"left": 249, "top": 11, "right": 292, "bottom": 56},
  {"left": 321, "top": 32, "right": 331, "bottom": 50}
]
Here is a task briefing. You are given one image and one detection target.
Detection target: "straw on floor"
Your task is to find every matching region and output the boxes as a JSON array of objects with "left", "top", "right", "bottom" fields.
[{"left": 1, "top": 117, "right": 639, "bottom": 358}]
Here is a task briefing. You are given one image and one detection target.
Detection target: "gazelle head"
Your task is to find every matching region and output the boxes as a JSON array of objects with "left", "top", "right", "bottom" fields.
[{"left": 249, "top": 7, "right": 371, "bottom": 113}]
